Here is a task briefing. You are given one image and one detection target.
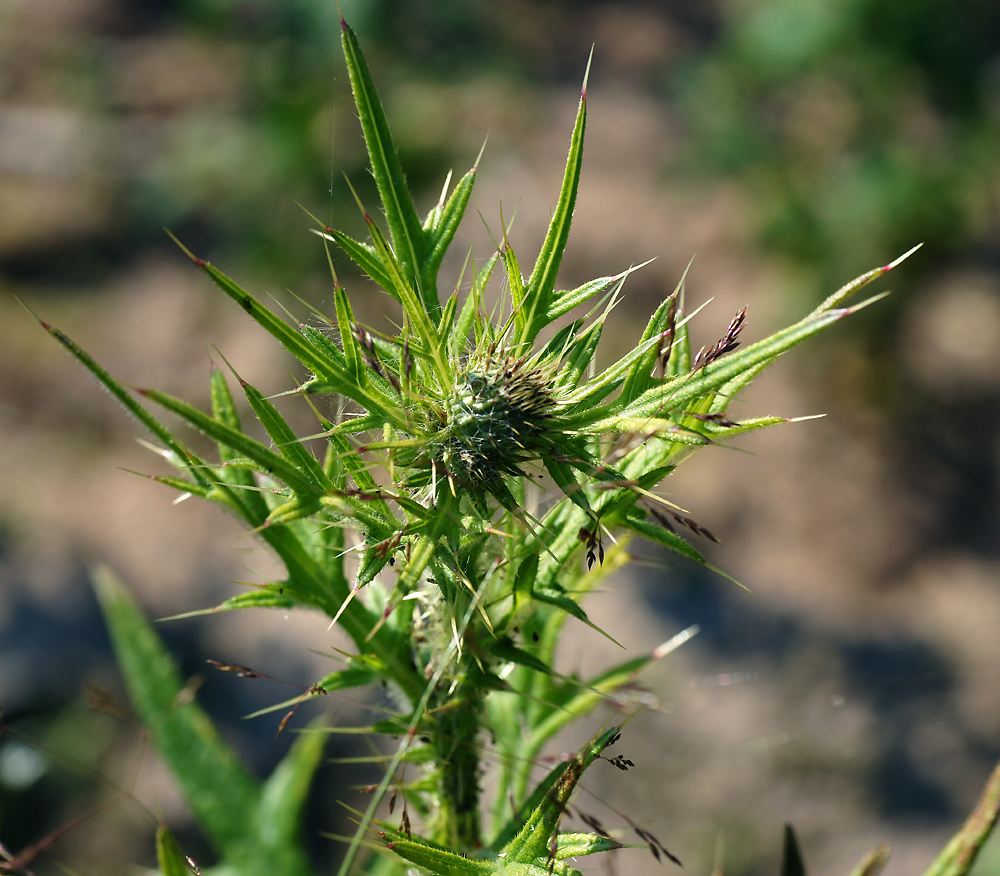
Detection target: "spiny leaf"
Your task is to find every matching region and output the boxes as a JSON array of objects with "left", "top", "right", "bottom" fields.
[
  {"left": 810, "top": 243, "right": 920, "bottom": 316},
  {"left": 358, "top": 196, "right": 451, "bottom": 387},
  {"left": 578, "top": 303, "right": 863, "bottom": 431},
  {"left": 41, "top": 319, "right": 210, "bottom": 491},
  {"left": 622, "top": 510, "right": 709, "bottom": 565},
  {"left": 849, "top": 845, "right": 891, "bottom": 876},
  {"left": 93, "top": 569, "right": 317, "bottom": 875},
  {"left": 137, "top": 386, "right": 322, "bottom": 498},
  {"left": 380, "top": 834, "right": 492, "bottom": 875},
  {"left": 319, "top": 227, "right": 395, "bottom": 295},
  {"left": 239, "top": 379, "right": 333, "bottom": 491},
  {"left": 501, "top": 725, "right": 619, "bottom": 862},
  {"left": 519, "top": 50, "right": 592, "bottom": 345},
  {"left": 781, "top": 825, "right": 807, "bottom": 876},
  {"left": 93, "top": 569, "right": 261, "bottom": 848},
  {"left": 340, "top": 16, "right": 428, "bottom": 310},
  {"left": 921, "top": 755, "right": 1000, "bottom": 876},
  {"left": 334, "top": 284, "right": 362, "bottom": 382},
  {"left": 170, "top": 235, "right": 342, "bottom": 379},
  {"left": 256, "top": 726, "right": 326, "bottom": 850},
  {"left": 424, "top": 154, "right": 483, "bottom": 292},
  {"left": 156, "top": 824, "right": 190, "bottom": 876},
  {"left": 215, "top": 587, "right": 300, "bottom": 612},
  {"left": 545, "top": 266, "right": 641, "bottom": 325}
]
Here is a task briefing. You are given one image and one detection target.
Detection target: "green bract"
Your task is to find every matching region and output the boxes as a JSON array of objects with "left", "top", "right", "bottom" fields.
[{"left": 34, "top": 13, "right": 946, "bottom": 876}]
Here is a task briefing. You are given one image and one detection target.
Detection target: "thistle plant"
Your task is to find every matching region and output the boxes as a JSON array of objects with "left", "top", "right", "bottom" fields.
[{"left": 29, "top": 13, "right": 998, "bottom": 876}]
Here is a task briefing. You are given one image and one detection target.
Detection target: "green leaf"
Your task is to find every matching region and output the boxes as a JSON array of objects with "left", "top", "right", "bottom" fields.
[
  {"left": 424, "top": 158, "right": 481, "bottom": 292},
  {"left": 667, "top": 298, "right": 691, "bottom": 376},
  {"left": 438, "top": 290, "right": 459, "bottom": 340},
  {"left": 501, "top": 725, "right": 619, "bottom": 862},
  {"left": 551, "top": 833, "right": 624, "bottom": 859},
  {"left": 209, "top": 364, "right": 244, "bottom": 452},
  {"left": 322, "top": 227, "right": 395, "bottom": 295},
  {"left": 537, "top": 636, "right": 691, "bottom": 748},
  {"left": 619, "top": 285, "right": 680, "bottom": 405},
  {"left": 543, "top": 456, "right": 593, "bottom": 516},
  {"left": 93, "top": 567, "right": 262, "bottom": 844},
  {"left": 519, "top": 52, "right": 591, "bottom": 345},
  {"left": 848, "top": 845, "right": 891, "bottom": 876},
  {"left": 317, "top": 664, "right": 381, "bottom": 692},
  {"left": 579, "top": 302, "right": 866, "bottom": 431},
  {"left": 326, "top": 432, "right": 395, "bottom": 524},
  {"left": 538, "top": 319, "right": 584, "bottom": 369},
  {"left": 215, "top": 586, "right": 301, "bottom": 612},
  {"left": 455, "top": 252, "right": 495, "bottom": 352},
  {"left": 296, "top": 324, "right": 405, "bottom": 419},
  {"left": 42, "top": 321, "right": 211, "bottom": 491},
  {"left": 238, "top": 379, "right": 332, "bottom": 491},
  {"left": 782, "top": 825, "right": 808, "bottom": 876},
  {"left": 381, "top": 833, "right": 492, "bottom": 875},
  {"left": 531, "top": 583, "right": 620, "bottom": 647},
  {"left": 176, "top": 244, "right": 403, "bottom": 427},
  {"left": 361, "top": 203, "right": 451, "bottom": 387},
  {"left": 921, "top": 755, "right": 1000, "bottom": 876},
  {"left": 487, "top": 637, "right": 552, "bottom": 676},
  {"left": 545, "top": 269, "right": 632, "bottom": 325},
  {"left": 561, "top": 332, "right": 661, "bottom": 410},
  {"left": 93, "top": 568, "right": 318, "bottom": 875},
  {"left": 256, "top": 727, "right": 326, "bottom": 851},
  {"left": 156, "top": 824, "right": 190, "bottom": 876},
  {"left": 138, "top": 387, "right": 321, "bottom": 498},
  {"left": 208, "top": 367, "right": 270, "bottom": 518},
  {"left": 809, "top": 243, "right": 920, "bottom": 316},
  {"left": 622, "top": 509, "right": 708, "bottom": 565},
  {"left": 558, "top": 318, "right": 604, "bottom": 389},
  {"left": 502, "top": 238, "right": 527, "bottom": 335},
  {"left": 340, "top": 17, "right": 428, "bottom": 310},
  {"left": 707, "top": 359, "right": 771, "bottom": 417},
  {"left": 170, "top": 237, "right": 343, "bottom": 379},
  {"left": 334, "top": 284, "right": 362, "bottom": 382}
]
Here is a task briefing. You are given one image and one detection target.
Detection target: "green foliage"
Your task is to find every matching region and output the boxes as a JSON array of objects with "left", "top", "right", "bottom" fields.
[
  {"left": 95, "top": 567, "right": 322, "bottom": 876},
  {"left": 674, "top": 0, "right": 1000, "bottom": 290},
  {"left": 35, "top": 12, "right": 955, "bottom": 876}
]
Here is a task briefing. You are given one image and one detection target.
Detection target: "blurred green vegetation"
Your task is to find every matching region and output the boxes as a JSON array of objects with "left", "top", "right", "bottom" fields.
[
  {"left": 3, "top": 1, "right": 1000, "bottom": 874},
  {"left": 672, "top": 0, "right": 1000, "bottom": 295},
  {"left": 9, "top": 0, "right": 996, "bottom": 309}
]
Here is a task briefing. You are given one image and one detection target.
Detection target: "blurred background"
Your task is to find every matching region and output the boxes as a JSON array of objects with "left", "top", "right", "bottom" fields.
[{"left": 2, "top": 0, "right": 1000, "bottom": 873}]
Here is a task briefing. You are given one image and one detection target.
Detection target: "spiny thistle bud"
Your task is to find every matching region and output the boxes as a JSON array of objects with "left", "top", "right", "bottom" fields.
[{"left": 437, "top": 357, "right": 555, "bottom": 486}]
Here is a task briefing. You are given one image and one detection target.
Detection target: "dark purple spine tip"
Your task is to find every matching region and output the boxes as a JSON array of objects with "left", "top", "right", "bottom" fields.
[
  {"left": 192, "top": 256, "right": 207, "bottom": 267},
  {"left": 340, "top": 16, "right": 349, "bottom": 31},
  {"left": 38, "top": 320, "right": 51, "bottom": 330}
]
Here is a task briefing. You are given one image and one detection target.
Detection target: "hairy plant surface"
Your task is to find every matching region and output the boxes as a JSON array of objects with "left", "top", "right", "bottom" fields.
[{"left": 27, "top": 13, "right": 992, "bottom": 876}]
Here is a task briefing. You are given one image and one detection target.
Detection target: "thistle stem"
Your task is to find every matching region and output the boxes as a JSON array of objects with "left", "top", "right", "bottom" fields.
[{"left": 430, "top": 672, "right": 483, "bottom": 851}]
